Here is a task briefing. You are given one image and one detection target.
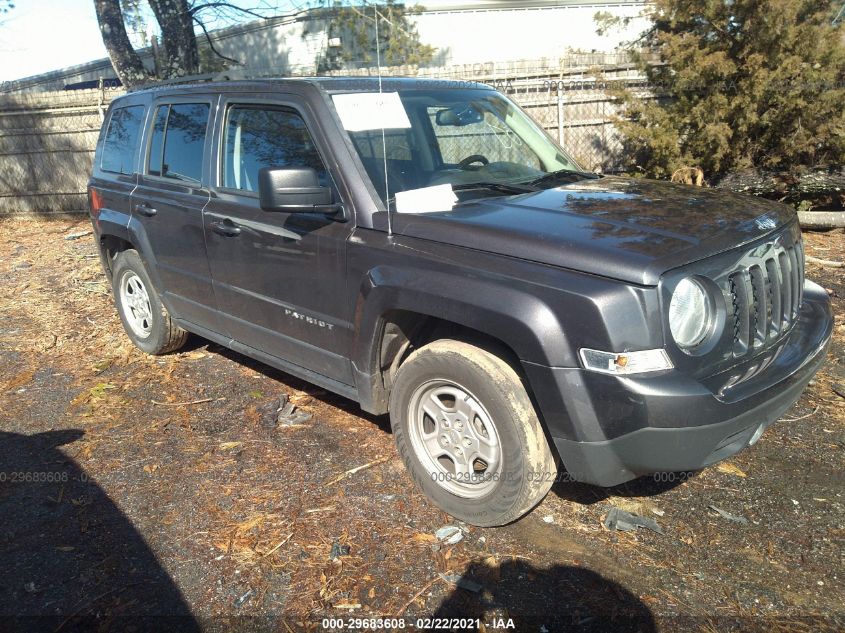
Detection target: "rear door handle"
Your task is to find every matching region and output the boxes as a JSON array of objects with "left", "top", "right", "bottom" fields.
[
  {"left": 135, "top": 203, "right": 157, "bottom": 217},
  {"left": 209, "top": 220, "right": 242, "bottom": 237}
]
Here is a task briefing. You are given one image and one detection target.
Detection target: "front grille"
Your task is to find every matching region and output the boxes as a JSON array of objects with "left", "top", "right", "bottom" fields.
[{"left": 727, "top": 238, "right": 804, "bottom": 357}]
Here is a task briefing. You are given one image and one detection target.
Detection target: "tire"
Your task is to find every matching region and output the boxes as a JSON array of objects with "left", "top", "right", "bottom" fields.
[
  {"left": 111, "top": 249, "right": 188, "bottom": 355},
  {"left": 389, "top": 339, "right": 556, "bottom": 527}
]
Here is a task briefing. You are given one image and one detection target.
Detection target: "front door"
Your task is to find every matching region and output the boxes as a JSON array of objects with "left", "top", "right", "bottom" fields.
[
  {"left": 131, "top": 98, "right": 219, "bottom": 332},
  {"left": 203, "top": 98, "right": 354, "bottom": 385}
]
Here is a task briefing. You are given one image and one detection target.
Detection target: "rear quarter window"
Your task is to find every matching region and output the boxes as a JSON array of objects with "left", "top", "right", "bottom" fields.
[{"left": 101, "top": 105, "right": 145, "bottom": 175}]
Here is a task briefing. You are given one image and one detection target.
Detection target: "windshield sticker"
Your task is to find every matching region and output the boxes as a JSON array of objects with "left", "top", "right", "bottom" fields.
[
  {"left": 395, "top": 184, "right": 458, "bottom": 214},
  {"left": 332, "top": 92, "right": 412, "bottom": 132}
]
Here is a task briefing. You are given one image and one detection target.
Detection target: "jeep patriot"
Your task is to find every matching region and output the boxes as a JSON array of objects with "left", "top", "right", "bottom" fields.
[{"left": 88, "top": 78, "right": 833, "bottom": 526}]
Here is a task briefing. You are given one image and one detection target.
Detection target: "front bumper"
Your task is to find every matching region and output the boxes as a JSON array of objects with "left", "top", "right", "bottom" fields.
[{"left": 524, "top": 281, "right": 833, "bottom": 487}]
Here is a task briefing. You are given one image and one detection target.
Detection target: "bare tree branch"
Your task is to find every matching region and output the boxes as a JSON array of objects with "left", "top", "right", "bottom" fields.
[
  {"left": 193, "top": 15, "right": 242, "bottom": 65},
  {"left": 189, "top": 2, "right": 273, "bottom": 20}
]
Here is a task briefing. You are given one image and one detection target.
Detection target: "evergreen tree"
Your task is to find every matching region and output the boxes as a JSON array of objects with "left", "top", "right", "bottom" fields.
[{"left": 606, "top": 0, "right": 845, "bottom": 180}]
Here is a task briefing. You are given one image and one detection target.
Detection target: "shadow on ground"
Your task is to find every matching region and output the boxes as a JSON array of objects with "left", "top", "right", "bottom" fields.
[
  {"left": 552, "top": 470, "right": 699, "bottom": 506},
  {"left": 434, "top": 557, "right": 656, "bottom": 632},
  {"left": 212, "top": 343, "right": 394, "bottom": 432},
  {"left": 0, "top": 430, "right": 199, "bottom": 631}
]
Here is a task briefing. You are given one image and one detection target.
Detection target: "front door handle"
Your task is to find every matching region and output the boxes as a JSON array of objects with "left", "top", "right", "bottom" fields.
[
  {"left": 135, "top": 203, "right": 157, "bottom": 217},
  {"left": 209, "top": 220, "right": 242, "bottom": 237}
]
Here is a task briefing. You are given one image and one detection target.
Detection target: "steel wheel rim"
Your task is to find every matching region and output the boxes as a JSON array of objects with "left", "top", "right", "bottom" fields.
[
  {"left": 407, "top": 379, "right": 502, "bottom": 498},
  {"left": 119, "top": 271, "right": 153, "bottom": 338}
]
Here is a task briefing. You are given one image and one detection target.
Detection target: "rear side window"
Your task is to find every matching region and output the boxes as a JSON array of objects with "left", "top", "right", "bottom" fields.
[
  {"left": 147, "top": 103, "right": 210, "bottom": 183},
  {"left": 101, "top": 105, "right": 145, "bottom": 175},
  {"left": 222, "top": 105, "right": 329, "bottom": 192}
]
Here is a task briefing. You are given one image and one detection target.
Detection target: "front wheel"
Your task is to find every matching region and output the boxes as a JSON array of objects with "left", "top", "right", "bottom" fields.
[{"left": 389, "top": 340, "right": 556, "bottom": 526}]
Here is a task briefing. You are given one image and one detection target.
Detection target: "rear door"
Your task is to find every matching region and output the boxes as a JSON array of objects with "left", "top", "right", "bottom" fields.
[
  {"left": 131, "top": 96, "right": 220, "bottom": 333},
  {"left": 203, "top": 94, "right": 355, "bottom": 385},
  {"left": 90, "top": 97, "right": 147, "bottom": 222}
]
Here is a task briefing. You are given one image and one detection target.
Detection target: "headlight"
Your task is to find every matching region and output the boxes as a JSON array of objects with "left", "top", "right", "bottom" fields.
[{"left": 669, "top": 277, "right": 711, "bottom": 350}]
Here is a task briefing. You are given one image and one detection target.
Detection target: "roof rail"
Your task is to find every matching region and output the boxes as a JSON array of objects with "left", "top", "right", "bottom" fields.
[
  {"left": 130, "top": 72, "right": 216, "bottom": 92},
  {"left": 129, "top": 68, "right": 293, "bottom": 92}
]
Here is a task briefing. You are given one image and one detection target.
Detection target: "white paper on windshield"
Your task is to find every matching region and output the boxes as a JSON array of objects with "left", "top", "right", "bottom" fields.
[
  {"left": 332, "top": 92, "right": 411, "bottom": 132},
  {"left": 395, "top": 184, "right": 458, "bottom": 214}
]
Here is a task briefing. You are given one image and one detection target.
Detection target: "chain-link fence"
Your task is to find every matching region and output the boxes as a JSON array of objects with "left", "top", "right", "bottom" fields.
[
  {"left": 326, "top": 55, "right": 651, "bottom": 172},
  {"left": 504, "top": 80, "right": 631, "bottom": 172},
  {"left": 0, "top": 56, "right": 648, "bottom": 216}
]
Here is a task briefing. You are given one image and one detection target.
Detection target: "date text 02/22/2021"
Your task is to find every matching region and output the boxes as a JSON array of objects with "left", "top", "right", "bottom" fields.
[{"left": 320, "top": 617, "right": 516, "bottom": 630}]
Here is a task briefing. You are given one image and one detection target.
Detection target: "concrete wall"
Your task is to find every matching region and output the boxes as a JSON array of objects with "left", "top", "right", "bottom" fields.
[
  {"left": 1, "top": 1, "right": 647, "bottom": 93},
  {"left": 415, "top": 3, "right": 648, "bottom": 66},
  {"left": 204, "top": 2, "right": 649, "bottom": 73}
]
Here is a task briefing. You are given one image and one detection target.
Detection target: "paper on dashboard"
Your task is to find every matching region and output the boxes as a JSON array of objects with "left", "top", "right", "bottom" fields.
[
  {"left": 395, "top": 184, "right": 458, "bottom": 214},
  {"left": 332, "top": 92, "right": 412, "bottom": 132}
]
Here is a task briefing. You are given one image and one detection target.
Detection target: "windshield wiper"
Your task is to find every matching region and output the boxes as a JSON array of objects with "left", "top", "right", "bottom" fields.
[
  {"left": 451, "top": 182, "right": 538, "bottom": 195},
  {"left": 525, "top": 169, "right": 600, "bottom": 188},
  {"left": 385, "top": 181, "right": 537, "bottom": 210}
]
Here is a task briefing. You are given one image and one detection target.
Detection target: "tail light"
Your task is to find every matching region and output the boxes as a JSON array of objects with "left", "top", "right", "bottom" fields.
[{"left": 88, "top": 187, "right": 104, "bottom": 220}]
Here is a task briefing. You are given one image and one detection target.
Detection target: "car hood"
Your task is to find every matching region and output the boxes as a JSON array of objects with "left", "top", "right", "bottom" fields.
[{"left": 390, "top": 176, "right": 796, "bottom": 285}]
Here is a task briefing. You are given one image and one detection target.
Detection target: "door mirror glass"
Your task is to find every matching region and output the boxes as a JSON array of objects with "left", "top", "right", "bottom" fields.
[{"left": 258, "top": 167, "right": 334, "bottom": 212}]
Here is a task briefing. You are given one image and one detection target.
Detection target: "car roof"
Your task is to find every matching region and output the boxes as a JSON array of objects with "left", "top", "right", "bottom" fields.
[{"left": 124, "top": 76, "right": 495, "bottom": 97}]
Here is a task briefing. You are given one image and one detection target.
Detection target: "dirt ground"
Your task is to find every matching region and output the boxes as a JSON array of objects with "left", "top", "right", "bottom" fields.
[{"left": 0, "top": 216, "right": 843, "bottom": 632}]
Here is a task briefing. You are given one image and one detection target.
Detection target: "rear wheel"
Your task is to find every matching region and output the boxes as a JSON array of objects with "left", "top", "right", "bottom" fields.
[
  {"left": 390, "top": 340, "right": 556, "bottom": 526},
  {"left": 112, "top": 249, "right": 188, "bottom": 355}
]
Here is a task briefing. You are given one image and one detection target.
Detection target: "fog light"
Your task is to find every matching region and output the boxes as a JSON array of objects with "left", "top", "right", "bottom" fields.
[{"left": 580, "top": 348, "right": 673, "bottom": 375}]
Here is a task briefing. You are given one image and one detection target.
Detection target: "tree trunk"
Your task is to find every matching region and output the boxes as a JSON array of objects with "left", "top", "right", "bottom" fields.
[
  {"left": 147, "top": 0, "right": 199, "bottom": 79},
  {"left": 714, "top": 167, "right": 845, "bottom": 200},
  {"left": 798, "top": 211, "right": 845, "bottom": 230},
  {"left": 94, "top": 0, "right": 150, "bottom": 88}
]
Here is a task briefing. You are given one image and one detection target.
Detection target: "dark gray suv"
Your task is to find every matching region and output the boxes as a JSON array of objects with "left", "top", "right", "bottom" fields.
[{"left": 88, "top": 78, "right": 833, "bottom": 526}]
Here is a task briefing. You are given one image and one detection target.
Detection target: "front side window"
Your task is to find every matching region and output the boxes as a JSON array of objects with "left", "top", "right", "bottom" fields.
[
  {"left": 222, "top": 105, "right": 329, "bottom": 192},
  {"left": 101, "top": 105, "right": 145, "bottom": 175},
  {"left": 147, "top": 103, "right": 209, "bottom": 183}
]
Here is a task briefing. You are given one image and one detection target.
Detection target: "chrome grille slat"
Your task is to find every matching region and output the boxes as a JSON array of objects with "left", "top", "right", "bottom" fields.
[
  {"left": 765, "top": 258, "right": 781, "bottom": 339},
  {"left": 787, "top": 246, "right": 800, "bottom": 319},
  {"left": 778, "top": 251, "right": 792, "bottom": 327},
  {"left": 796, "top": 240, "right": 805, "bottom": 310},
  {"left": 729, "top": 271, "right": 751, "bottom": 354},
  {"left": 728, "top": 232, "right": 804, "bottom": 358},
  {"left": 748, "top": 264, "right": 767, "bottom": 345}
]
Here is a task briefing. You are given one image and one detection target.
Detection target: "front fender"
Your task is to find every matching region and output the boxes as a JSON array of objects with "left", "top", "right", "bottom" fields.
[
  {"left": 346, "top": 235, "right": 663, "bottom": 417},
  {"left": 351, "top": 264, "right": 573, "bottom": 374}
]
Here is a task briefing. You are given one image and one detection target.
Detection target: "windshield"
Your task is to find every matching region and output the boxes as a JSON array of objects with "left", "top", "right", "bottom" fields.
[{"left": 332, "top": 87, "right": 590, "bottom": 212}]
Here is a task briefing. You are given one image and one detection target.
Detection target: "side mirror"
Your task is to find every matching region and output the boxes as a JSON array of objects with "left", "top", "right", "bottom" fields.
[{"left": 258, "top": 167, "right": 340, "bottom": 214}]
